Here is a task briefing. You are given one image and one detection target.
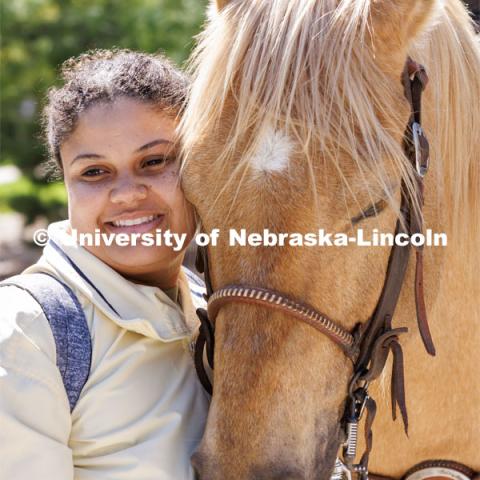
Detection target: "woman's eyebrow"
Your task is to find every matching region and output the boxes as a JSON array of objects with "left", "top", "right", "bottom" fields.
[
  {"left": 135, "top": 139, "right": 173, "bottom": 152},
  {"left": 72, "top": 153, "right": 105, "bottom": 164}
]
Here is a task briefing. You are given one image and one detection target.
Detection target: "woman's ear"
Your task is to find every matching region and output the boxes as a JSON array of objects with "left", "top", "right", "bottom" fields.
[{"left": 369, "top": 0, "right": 440, "bottom": 64}]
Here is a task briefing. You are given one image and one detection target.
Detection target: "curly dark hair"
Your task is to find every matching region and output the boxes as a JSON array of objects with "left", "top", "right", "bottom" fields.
[{"left": 42, "top": 49, "right": 189, "bottom": 179}]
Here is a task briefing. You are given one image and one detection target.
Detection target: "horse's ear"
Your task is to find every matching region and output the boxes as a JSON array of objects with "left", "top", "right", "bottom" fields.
[{"left": 370, "top": 0, "right": 439, "bottom": 62}]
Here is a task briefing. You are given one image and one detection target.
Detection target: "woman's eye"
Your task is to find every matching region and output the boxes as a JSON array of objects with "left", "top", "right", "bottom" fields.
[
  {"left": 144, "top": 157, "right": 165, "bottom": 167},
  {"left": 81, "top": 168, "right": 107, "bottom": 177},
  {"left": 142, "top": 156, "right": 175, "bottom": 168}
]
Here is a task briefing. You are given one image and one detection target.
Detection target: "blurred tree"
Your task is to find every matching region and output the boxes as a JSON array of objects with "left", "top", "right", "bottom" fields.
[{"left": 0, "top": 0, "right": 207, "bottom": 220}]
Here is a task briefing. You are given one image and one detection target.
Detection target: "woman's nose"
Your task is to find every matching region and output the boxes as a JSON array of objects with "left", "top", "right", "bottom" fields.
[{"left": 109, "top": 180, "right": 149, "bottom": 205}]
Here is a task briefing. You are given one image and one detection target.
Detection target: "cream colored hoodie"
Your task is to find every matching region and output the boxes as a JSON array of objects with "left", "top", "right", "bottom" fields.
[{"left": 0, "top": 220, "right": 209, "bottom": 480}]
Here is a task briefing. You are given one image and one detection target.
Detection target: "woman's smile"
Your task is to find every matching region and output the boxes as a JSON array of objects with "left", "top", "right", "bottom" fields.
[{"left": 103, "top": 212, "right": 166, "bottom": 234}]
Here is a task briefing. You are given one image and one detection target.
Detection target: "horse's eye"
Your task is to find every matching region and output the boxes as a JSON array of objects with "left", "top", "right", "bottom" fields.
[{"left": 351, "top": 199, "right": 387, "bottom": 225}]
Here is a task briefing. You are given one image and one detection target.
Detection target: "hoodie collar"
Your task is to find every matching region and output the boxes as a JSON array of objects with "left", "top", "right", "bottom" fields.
[{"left": 25, "top": 220, "right": 199, "bottom": 342}]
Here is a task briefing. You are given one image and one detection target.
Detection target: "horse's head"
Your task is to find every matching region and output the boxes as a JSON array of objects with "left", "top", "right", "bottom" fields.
[{"left": 180, "top": 0, "right": 469, "bottom": 478}]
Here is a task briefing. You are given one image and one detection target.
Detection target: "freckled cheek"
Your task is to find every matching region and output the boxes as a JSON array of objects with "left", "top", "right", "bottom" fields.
[
  {"left": 175, "top": 195, "right": 196, "bottom": 238},
  {"left": 151, "top": 169, "right": 182, "bottom": 201},
  {"left": 66, "top": 183, "right": 109, "bottom": 232},
  {"left": 153, "top": 176, "right": 194, "bottom": 234},
  {"left": 157, "top": 166, "right": 180, "bottom": 184}
]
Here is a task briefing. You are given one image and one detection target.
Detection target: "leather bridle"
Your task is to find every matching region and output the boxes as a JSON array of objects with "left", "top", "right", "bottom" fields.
[{"left": 193, "top": 58, "right": 435, "bottom": 479}]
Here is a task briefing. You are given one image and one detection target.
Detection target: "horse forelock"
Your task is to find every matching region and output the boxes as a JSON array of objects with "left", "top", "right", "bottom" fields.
[{"left": 180, "top": 0, "right": 479, "bottom": 272}]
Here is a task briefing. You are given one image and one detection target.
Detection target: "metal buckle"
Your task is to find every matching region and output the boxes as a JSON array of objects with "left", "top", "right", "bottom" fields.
[
  {"left": 330, "top": 459, "right": 371, "bottom": 480},
  {"left": 331, "top": 458, "right": 352, "bottom": 480},
  {"left": 334, "top": 384, "right": 373, "bottom": 480},
  {"left": 342, "top": 391, "right": 369, "bottom": 461},
  {"left": 412, "top": 122, "right": 429, "bottom": 177}
]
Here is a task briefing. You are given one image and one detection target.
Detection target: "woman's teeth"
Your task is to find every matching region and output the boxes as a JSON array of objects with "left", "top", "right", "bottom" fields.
[{"left": 112, "top": 215, "right": 159, "bottom": 227}]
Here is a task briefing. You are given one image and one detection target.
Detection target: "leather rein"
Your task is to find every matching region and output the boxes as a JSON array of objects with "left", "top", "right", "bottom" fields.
[{"left": 192, "top": 58, "right": 473, "bottom": 479}]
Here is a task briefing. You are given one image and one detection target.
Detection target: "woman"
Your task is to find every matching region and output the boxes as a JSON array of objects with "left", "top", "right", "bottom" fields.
[{"left": 0, "top": 49, "right": 209, "bottom": 480}]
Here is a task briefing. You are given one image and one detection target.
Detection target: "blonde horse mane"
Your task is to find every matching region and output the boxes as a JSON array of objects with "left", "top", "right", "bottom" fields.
[{"left": 181, "top": 0, "right": 479, "bottom": 263}]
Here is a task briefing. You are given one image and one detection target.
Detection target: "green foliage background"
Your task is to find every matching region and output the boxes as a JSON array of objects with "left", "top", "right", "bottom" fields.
[{"left": 0, "top": 0, "right": 207, "bottom": 222}]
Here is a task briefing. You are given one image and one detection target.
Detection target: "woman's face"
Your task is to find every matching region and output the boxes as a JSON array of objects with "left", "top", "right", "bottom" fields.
[{"left": 61, "top": 97, "right": 195, "bottom": 288}]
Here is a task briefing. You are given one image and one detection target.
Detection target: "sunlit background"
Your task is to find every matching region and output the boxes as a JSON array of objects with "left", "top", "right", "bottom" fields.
[{"left": 0, "top": 0, "right": 478, "bottom": 279}]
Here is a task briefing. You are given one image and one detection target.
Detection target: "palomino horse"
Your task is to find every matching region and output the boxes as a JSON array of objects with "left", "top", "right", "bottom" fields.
[{"left": 180, "top": 0, "right": 480, "bottom": 478}]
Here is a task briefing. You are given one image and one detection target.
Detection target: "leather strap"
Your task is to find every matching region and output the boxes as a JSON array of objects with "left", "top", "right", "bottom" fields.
[
  {"left": 194, "top": 307, "right": 215, "bottom": 395},
  {"left": 207, "top": 285, "right": 357, "bottom": 355},
  {"left": 402, "top": 59, "right": 435, "bottom": 356},
  {"left": 350, "top": 59, "right": 435, "bottom": 444},
  {"left": 403, "top": 460, "right": 478, "bottom": 480}
]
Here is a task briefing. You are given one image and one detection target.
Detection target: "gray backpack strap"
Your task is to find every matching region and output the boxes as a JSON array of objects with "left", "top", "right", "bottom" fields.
[{"left": 1, "top": 273, "right": 91, "bottom": 412}]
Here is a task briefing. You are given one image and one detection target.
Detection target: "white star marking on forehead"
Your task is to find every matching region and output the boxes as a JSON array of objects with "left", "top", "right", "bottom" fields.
[{"left": 250, "top": 127, "right": 292, "bottom": 176}]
